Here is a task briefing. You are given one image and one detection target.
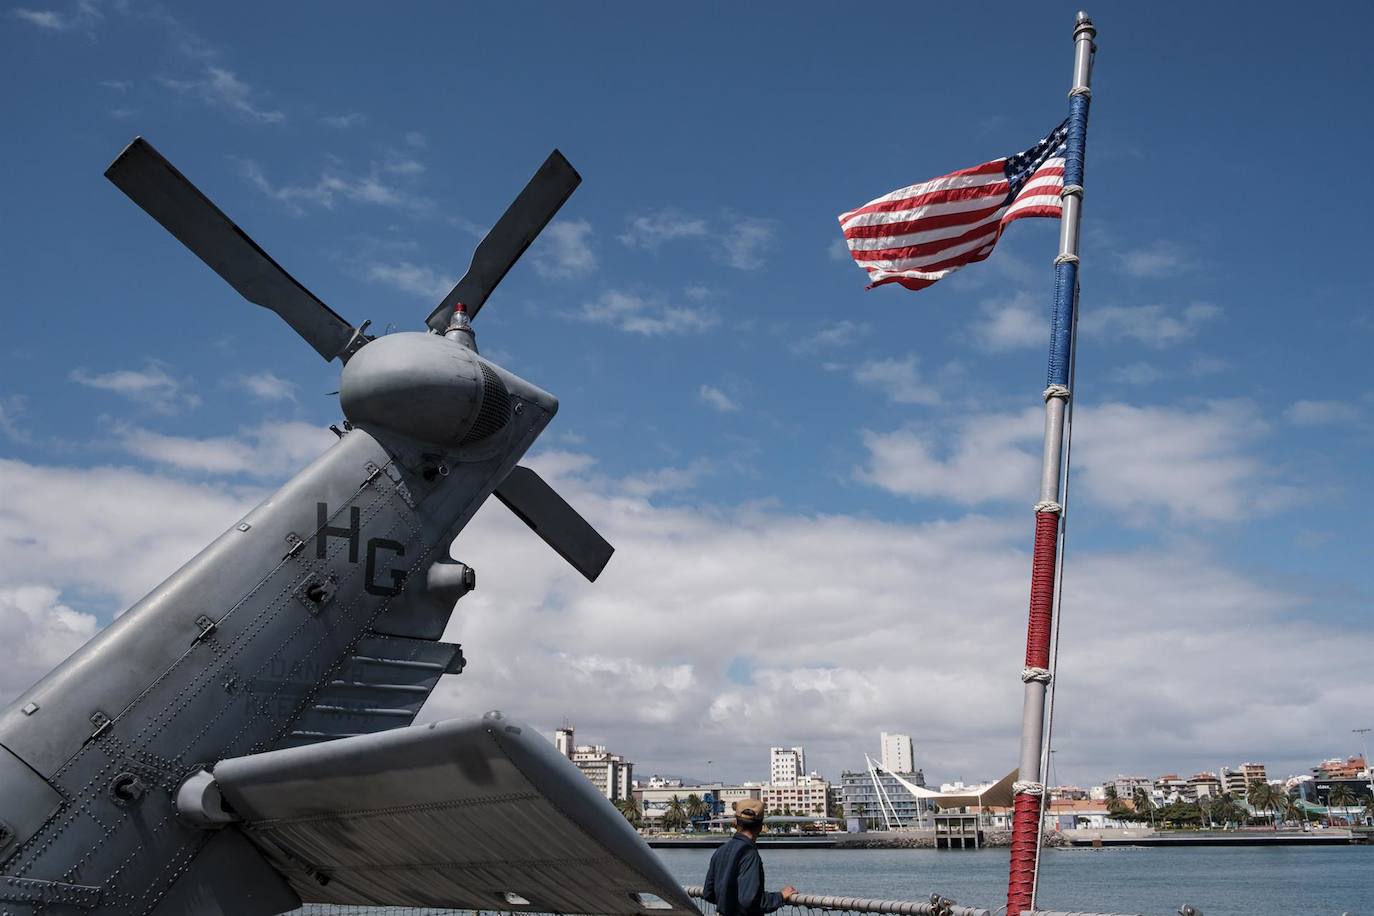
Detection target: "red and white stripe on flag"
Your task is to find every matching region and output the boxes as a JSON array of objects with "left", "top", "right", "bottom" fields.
[{"left": 838, "top": 123, "right": 1067, "bottom": 291}]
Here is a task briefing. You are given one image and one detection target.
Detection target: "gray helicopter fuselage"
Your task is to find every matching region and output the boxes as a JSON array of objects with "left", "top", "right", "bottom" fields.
[{"left": 0, "top": 332, "right": 555, "bottom": 913}]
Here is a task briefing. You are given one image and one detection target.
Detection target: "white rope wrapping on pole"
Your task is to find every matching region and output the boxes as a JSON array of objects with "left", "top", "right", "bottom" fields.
[
  {"left": 1053, "top": 253, "right": 1079, "bottom": 266},
  {"left": 1042, "top": 384, "right": 1071, "bottom": 401},
  {"left": 1021, "top": 667, "right": 1053, "bottom": 684},
  {"left": 1067, "top": 86, "right": 1092, "bottom": 98},
  {"left": 1033, "top": 501, "right": 1063, "bottom": 515},
  {"left": 1059, "top": 184, "right": 1084, "bottom": 199},
  {"left": 1013, "top": 781, "right": 1046, "bottom": 795}
]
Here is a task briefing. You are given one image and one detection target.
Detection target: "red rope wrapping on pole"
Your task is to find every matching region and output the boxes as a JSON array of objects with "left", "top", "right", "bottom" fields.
[
  {"left": 1023, "top": 510, "right": 1060, "bottom": 669},
  {"left": 1007, "top": 791, "right": 1044, "bottom": 915},
  {"left": 1007, "top": 509, "right": 1061, "bottom": 916}
]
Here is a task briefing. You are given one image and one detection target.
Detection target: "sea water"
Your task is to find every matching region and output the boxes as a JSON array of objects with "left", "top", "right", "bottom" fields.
[{"left": 655, "top": 845, "right": 1372, "bottom": 915}]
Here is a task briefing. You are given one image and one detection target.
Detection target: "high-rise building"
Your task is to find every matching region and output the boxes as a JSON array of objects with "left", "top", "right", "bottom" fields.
[
  {"left": 879, "top": 732, "right": 914, "bottom": 775},
  {"left": 552, "top": 726, "right": 634, "bottom": 801},
  {"left": 554, "top": 726, "right": 574, "bottom": 758},
  {"left": 769, "top": 746, "right": 806, "bottom": 787}
]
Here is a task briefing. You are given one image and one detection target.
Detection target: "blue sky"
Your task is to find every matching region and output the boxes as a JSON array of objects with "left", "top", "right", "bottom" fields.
[{"left": 1, "top": 2, "right": 1370, "bottom": 787}]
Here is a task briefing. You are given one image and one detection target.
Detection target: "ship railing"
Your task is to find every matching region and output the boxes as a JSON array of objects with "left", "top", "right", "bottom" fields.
[{"left": 683, "top": 885, "right": 991, "bottom": 916}]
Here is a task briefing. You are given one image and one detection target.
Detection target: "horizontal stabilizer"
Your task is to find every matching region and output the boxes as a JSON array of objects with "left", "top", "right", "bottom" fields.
[
  {"left": 199, "top": 713, "right": 695, "bottom": 914},
  {"left": 494, "top": 465, "right": 614, "bottom": 581}
]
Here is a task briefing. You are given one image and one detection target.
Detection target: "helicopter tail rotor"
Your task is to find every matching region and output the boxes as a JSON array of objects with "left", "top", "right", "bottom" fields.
[
  {"left": 426, "top": 150, "right": 581, "bottom": 332},
  {"left": 105, "top": 137, "right": 370, "bottom": 363}
]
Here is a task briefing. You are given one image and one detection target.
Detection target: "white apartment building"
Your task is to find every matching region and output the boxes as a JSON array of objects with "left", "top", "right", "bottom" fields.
[
  {"left": 553, "top": 726, "right": 634, "bottom": 801},
  {"left": 880, "top": 732, "right": 915, "bottom": 775},
  {"left": 769, "top": 746, "right": 806, "bottom": 786},
  {"left": 762, "top": 775, "right": 830, "bottom": 816}
]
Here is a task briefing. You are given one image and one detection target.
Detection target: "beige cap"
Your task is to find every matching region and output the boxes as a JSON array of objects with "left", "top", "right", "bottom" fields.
[{"left": 733, "top": 799, "right": 766, "bottom": 822}]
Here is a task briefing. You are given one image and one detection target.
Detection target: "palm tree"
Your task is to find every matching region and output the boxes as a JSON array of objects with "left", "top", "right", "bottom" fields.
[
  {"left": 662, "top": 796, "right": 688, "bottom": 832},
  {"left": 1104, "top": 785, "right": 1119, "bottom": 803},
  {"left": 685, "top": 793, "right": 710, "bottom": 822},
  {"left": 1132, "top": 788, "right": 1157, "bottom": 829},
  {"left": 1327, "top": 785, "right": 1357, "bottom": 825},
  {"left": 1246, "top": 781, "right": 1278, "bottom": 829},
  {"left": 1276, "top": 794, "right": 1302, "bottom": 828},
  {"left": 615, "top": 795, "right": 642, "bottom": 827},
  {"left": 1210, "top": 792, "right": 1245, "bottom": 828}
]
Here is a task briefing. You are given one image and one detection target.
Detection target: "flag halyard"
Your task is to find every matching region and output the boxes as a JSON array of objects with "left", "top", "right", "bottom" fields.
[{"left": 839, "top": 120, "right": 1069, "bottom": 291}]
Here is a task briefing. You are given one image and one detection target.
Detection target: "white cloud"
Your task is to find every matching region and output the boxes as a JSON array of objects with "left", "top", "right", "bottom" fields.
[
  {"left": 10, "top": 2, "right": 98, "bottom": 31},
  {"left": 115, "top": 421, "right": 336, "bottom": 478},
  {"left": 100, "top": 79, "right": 132, "bottom": 92},
  {"left": 860, "top": 409, "right": 1042, "bottom": 505},
  {"left": 1284, "top": 399, "right": 1360, "bottom": 426},
  {"left": 532, "top": 219, "right": 597, "bottom": 279},
  {"left": 853, "top": 355, "right": 939, "bottom": 405},
  {"left": 0, "top": 585, "right": 99, "bottom": 699},
  {"left": 0, "top": 459, "right": 257, "bottom": 608},
  {"left": 240, "top": 158, "right": 433, "bottom": 216},
  {"left": 11, "top": 7, "right": 67, "bottom": 28},
  {"left": 791, "top": 319, "right": 869, "bottom": 355},
  {"left": 1120, "top": 240, "right": 1192, "bottom": 278},
  {"left": 0, "top": 450, "right": 1363, "bottom": 786},
  {"left": 231, "top": 370, "right": 296, "bottom": 402},
  {"left": 0, "top": 395, "right": 32, "bottom": 443},
  {"left": 1082, "top": 302, "right": 1222, "bottom": 347},
  {"left": 618, "top": 210, "right": 773, "bottom": 269},
  {"left": 365, "top": 261, "right": 454, "bottom": 300},
  {"left": 70, "top": 363, "right": 200, "bottom": 415},
  {"left": 404, "top": 131, "right": 427, "bottom": 148},
  {"left": 618, "top": 211, "right": 708, "bottom": 249},
  {"left": 1108, "top": 361, "right": 1163, "bottom": 385},
  {"left": 970, "top": 291, "right": 1044, "bottom": 352},
  {"left": 159, "top": 67, "right": 285, "bottom": 124},
  {"left": 581, "top": 290, "right": 718, "bottom": 336},
  {"left": 973, "top": 297, "right": 1223, "bottom": 353},
  {"left": 718, "top": 218, "right": 775, "bottom": 270},
  {"left": 699, "top": 385, "right": 738, "bottom": 413},
  {"left": 861, "top": 400, "right": 1288, "bottom": 524},
  {"left": 828, "top": 238, "right": 851, "bottom": 261},
  {"left": 320, "top": 112, "right": 365, "bottom": 128}
]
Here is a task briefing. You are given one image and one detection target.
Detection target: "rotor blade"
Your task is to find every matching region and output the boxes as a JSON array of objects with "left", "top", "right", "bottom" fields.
[
  {"left": 426, "top": 150, "right": 581, "bottom": 331},
  {"left": 493, "top": 465, "right": 613, "bottom": 582},
  {"left": 105, "top": 137, "right": 361, "bottom": 363}
]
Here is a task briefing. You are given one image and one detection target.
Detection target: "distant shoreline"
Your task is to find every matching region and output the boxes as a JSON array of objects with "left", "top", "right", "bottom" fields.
[{"left": 647, "top": 828, "right": 1369, "bottom": 850}]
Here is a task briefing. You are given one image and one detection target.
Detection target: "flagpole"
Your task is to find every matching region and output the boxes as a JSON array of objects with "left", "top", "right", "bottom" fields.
[{"left": 1006, "top": 12, "right": 1095, "bottom": 916}]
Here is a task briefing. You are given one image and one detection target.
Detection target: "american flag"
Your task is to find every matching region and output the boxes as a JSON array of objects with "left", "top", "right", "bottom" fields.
[{"left": 838, "top": 120, "right": 1068, "bottom": 291}]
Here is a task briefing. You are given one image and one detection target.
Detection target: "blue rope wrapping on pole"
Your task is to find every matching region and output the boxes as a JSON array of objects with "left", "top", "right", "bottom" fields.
[{"left": 1045, "top": 91, "right": 1090, "bottom": 389}]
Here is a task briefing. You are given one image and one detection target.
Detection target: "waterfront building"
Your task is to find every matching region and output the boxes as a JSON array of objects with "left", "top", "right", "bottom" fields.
[
  {"left": 552, "top": 726, "right": 634, "bottom": 801},
  {"left": 879, "top": 732, "right": 915, "bottom": 775},
  {"left": 1049, "top": 785, "right": 1088, "bottom": 801},
  {"left": 1187, "top": 772, "right": 1222, "bottom": 798},
  {"left": 1220, "top": 762, "right": 1267, "bottom": 795},
  {"left": 1109, "top": 775, "right": 1151, "bottom": 800},
  {"left": 769, "top": 746, "right": 806, "bottom": 786},
  {"left": 1153, "top": 774, "right": 1192, "bottom": 803},
  {"left": 840, "top": 768, "right": 929, "bottom": 830},
  {"left": 635, "top": 783, "right": 761, "bottom": 824},
  {"left": 762, "top": 774, "right": 830, "bottom": 816},
  {"left": 1312, "top": 755, "right": 1368, "bottom": 780}
]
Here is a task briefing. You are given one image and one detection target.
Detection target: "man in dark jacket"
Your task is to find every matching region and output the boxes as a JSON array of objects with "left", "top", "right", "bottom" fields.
[{"left": 703, "top": 800, "right": 797, "bottom": 916}]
